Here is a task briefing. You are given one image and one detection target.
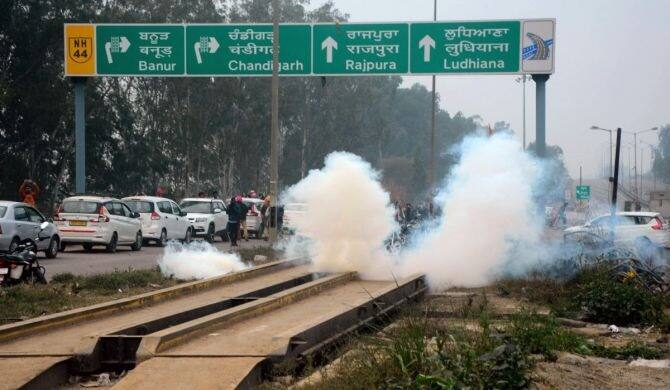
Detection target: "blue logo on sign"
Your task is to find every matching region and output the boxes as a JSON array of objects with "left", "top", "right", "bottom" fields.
[{"left": 522, "top": 33, "right": 553, "bottom": 60}]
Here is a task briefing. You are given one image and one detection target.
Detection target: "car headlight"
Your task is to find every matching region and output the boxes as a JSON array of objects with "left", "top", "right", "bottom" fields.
[{"left": 196, "top": 218, "right": 207, "bottom": 223}]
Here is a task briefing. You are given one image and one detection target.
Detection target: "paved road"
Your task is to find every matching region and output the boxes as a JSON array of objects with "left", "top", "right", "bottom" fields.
[{"left": 42, "top": 238, "right": 271, "bottom": 280}]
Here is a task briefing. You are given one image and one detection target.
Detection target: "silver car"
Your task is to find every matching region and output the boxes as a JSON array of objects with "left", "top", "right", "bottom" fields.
[{"left": 0, "top": 201, "right": 60, "bottom": 258}]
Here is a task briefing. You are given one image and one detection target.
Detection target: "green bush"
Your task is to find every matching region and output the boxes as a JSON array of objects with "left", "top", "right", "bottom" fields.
[{"left": 578, "top": 268, "right": 665, "bottom": 326}]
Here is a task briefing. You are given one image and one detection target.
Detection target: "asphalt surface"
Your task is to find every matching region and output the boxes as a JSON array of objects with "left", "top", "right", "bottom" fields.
[{"left": 41, "top": 238, "right": 271, "bottom": 281}]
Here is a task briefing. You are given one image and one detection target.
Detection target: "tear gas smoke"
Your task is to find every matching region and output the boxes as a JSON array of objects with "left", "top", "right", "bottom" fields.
[
  {"left": 158, "top": 241, "right": 247, "bottom": 280},
  {"left": 281, "top": 152, "right": 396, "bottom": 279},
  {"left": 282, "top": 133, "right": 549, "bottom": 290}
]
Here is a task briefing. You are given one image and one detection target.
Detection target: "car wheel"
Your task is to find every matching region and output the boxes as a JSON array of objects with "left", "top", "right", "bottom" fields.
[
  {"left": 45, "top": 237, "right": 59, "bottom": 259},
  {"left": 183, "top": 228, "right": 193, "bottom": 244},
  {"left": 157, "top": 229, "right": 168, "bottom": 247},
  {"left": 83, "top": 243, "right": 93, "bottom": 252},
  {"left": 219, "top": 230, "right": 229, "bottom": 242},
  {"left": 131, "top": 231, "right": 142, "bottom": 251},
  {"left": 106, "top": 233, "right": 118, "bottom": 253},
  {"left": 8, "top": 237, "right": 20, "bottom": 252},
  {"left": 206, "top": 224, "right": 215, "bottom": 243}
]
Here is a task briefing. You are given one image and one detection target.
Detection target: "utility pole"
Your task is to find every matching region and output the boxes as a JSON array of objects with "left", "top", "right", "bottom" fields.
[
  {"left": 611, "top": 128, "right": 622, "bottom": 216},
  {"left": 428, "top": 0, "right": 437, "bottom": 209},
  {"left": 269, "top": 0, "right": 280, "bottom": 242}
]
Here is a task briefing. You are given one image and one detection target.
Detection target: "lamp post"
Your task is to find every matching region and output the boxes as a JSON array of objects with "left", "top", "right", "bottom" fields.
[
  {"left": 623, "top": 127, "right": 659, "bottom": 200},
  {"left": 591, "top": 126, "right": 614, "bottom": 199},
  {"left": 516, "top": 75, "right": 530, "bottom": 150},
  {"left": 640, "top": 140, "right": 657, "bottom": 192}
]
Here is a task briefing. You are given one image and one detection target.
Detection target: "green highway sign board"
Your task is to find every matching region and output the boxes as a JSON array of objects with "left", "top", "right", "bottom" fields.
[
  {"left": 312, "top": 23, "right": 409, "bottom": 75},
  {"left": 65, "top": 19, "right": 554, "bottom": 77},
  {"left": 410, "top": 21, "right": 520, "bottom": 74},
  {"left": 576, "top": 185, "right": 591, "bottom": 200},
  {"left": 96, "top": 25, "right": 185, "bottom": 75},
  {"left": 186, "top": 24, "right": 311, "bottom": 75}
]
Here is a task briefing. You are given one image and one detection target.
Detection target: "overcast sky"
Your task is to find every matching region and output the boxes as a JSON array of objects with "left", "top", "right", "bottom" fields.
[{"left": 309, "top": 0, "right": 670, "bottom": 178}]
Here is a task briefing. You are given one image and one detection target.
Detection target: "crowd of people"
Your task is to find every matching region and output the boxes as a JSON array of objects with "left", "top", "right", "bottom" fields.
[{"left": 393, "top": 200, "right": 434, "bottom": 224}]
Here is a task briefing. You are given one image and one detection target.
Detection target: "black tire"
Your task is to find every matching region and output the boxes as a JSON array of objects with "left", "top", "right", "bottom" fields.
[
  {"left": 219, "top": 230, "right": 229, "bottom": 242},
  {"left": 206, "top": 224, "right": 215, "bottom": 243},
  {"left": 82, "top": 243, "right": 93, "bottom": 252},
  {"left": 157, "top": 229, "right": 168, "bottom": 247},
  {"left": 32, "top": 267, "right": 47, "bottom": 284},
  {"left": 45, "top": 237, "right": 59, "bottom": 259},
  {"left": 183, "top": 228, "right": 193, "bottom": 244},
  {"left": 8, "top": 237, "right": 20, "bottom": 252},
  {"left": 130, "top": 231, "right": 142, "bottom": 251},
  {"left": 106, "top": 233, "right": 118, "bottom": 253}
]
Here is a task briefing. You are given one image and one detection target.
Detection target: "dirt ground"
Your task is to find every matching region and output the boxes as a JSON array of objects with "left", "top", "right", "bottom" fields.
[{"left": 424, "top": 290, "right": 670, "bottom": 390}]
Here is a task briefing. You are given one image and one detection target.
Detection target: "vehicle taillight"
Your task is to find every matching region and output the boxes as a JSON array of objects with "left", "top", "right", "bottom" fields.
[
  {"left": 151, "top": 211, "right": 161, "bottom": 220},
  {"left": 98, "top": 205, "right": 110, "bottom": 223},
  {"left": 651, "top": 217, "right": 663, "bottom": 230}
]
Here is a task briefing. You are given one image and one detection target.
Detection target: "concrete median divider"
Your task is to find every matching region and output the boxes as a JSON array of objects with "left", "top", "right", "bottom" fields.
[{"left": 0, "top": 260, "right": 293, "bottom": 344}]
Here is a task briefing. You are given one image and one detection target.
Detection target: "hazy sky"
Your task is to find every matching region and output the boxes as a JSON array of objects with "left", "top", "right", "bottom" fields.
[{"left": 309, "top": 0, "right": 670, "bottom": 178}]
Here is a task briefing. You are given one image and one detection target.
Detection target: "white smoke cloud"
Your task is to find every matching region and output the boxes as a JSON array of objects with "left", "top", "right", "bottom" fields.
[
  {"left": 281, "top": 152, "right": 397, "bottom": 279},
  {"left": 399, "top": 134, "right": 543, "bottom": 289},
  {"left": 158, "top": 241, "right": 247, "bottom": 280},
  {"left": 281, "top": 133, "right": 550, "bottom": 290}
]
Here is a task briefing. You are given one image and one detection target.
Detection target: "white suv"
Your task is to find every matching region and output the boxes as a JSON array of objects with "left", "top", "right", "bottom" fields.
[
  {"left": 564, "top": 211, "right": 670, "bottom": 253},
  {"left": 56, "top": 196, "right": 142, "bottom": 253},
  {"left": 123, "top": 196, "right": 194, "bottom": 246},
  {"left": 179, "top": 198, "right": 228, "bottom": 242}
]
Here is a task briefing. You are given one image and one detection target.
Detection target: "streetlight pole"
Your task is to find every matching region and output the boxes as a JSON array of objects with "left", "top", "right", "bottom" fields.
[
  {"left": 622, "top": 126, "right": 659, "bottom": 201},
  {"left": 591, "top": 126, "right": 614, "bottom": 199},
  {"left": 516, "top": 75, "right": 529, "bottom": 150}
]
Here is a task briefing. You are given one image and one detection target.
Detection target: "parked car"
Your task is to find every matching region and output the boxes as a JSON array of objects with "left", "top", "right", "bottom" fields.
[
  {"left": 241, "top": 198, "right": 264, "bottom": 237},
  {"left": 0, "top": 201, "right": 60, "bottom": 258},
  {"left": 564, "top": 211, "right": 670, "bottom": 253},
  {"left": 123, "top": 196, "right": 193, "bottom": 246},
  {"left": 55, "top": 196, "right": 142, "bottom": 253},
  {"left": 179, "top": 198, "right": 228, "bottom": 242}
]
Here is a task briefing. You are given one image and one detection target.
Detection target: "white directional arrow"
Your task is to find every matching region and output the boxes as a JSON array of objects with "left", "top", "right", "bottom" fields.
[
  {"left": 119, "top": 36, "right": 131, "bottom": 53},
  {"left": 418, "top": 34, "right": 435, "bottom": 62},
  {"left": 321, "top": 36, "right": 338, "bottom": 64},
  {"left": 208, "top": 37, "right": 219, "bottom": 54}
]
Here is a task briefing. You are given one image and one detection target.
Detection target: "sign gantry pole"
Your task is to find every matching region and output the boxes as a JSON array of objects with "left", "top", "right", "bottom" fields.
[
  {"left": 429, "top": 0, "right": 437, "bottom": 213},
  {"left": 74, "top": 77, "right": 86, "bottom": 194},
  {"left": 532, "top": 74, "right": 549, "bottom": 158}
]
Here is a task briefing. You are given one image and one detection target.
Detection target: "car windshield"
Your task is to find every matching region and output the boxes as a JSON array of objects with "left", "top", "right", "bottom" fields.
[
  {"left": 125, "top": 200, "right": 154, "bottom": 213},
  {"left": 180, "top": 201, "right": 212, "bottom": 214},
  {"left": 0, "top": 206, "right": 6, "bottom": 218},
  {"left": 62, "top": 200, "right": 99, "bottom": 214}
]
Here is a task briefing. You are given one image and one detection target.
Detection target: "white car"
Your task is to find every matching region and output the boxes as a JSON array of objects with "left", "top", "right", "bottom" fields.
[
  {"left": 56, "top": 196, "right": 142, "bottom": 253},
  {"left": 241, "top": 198, "right": 264, "bottom": 237},
  {"left": 179, "top": 198, "right": 228, "bottom": 242},
  {"left": 564, "top": 211, "right": 670, "bottom": 252},
  {"left": 123, "top": 196, "right": 194, "bottom": 246},
  {"left": 0, "top": 201, "right": 60, "bottom": 258}
]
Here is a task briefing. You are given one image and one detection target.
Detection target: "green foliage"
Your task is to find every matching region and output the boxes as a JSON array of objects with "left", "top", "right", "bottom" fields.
[
  {"left": 652, "top": 124, "right": 670, "bottom": 184},
  {"left": 577, "top": 268, "right": 666, "bottom": 326},
  {"left": 508, "top": 310, "right": 586, "bottom": 360},
  {"left": 587, "top": 341, "right": 662, "bottom": 360}
]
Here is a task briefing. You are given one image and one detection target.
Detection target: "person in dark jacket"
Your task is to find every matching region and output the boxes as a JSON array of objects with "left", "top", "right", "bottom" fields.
[{"left": 227, "top": 196, "right": 242, "bottom": 247}]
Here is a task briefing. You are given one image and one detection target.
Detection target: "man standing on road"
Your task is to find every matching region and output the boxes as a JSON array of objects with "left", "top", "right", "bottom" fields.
[
  {"left": 227, "top": 197, "right": 241, "bottom": 247},
  {"left": 238, "top": 197, "right": 250, "bottom": 242}
]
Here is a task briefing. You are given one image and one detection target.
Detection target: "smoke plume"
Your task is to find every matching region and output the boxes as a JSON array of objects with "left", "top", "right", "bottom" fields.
[
  {"left": 282, "top": 133, "right": 549, "bottom": 290},
  {"left": 158, "top": 241, "right": 247, "bottom": 280}
]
